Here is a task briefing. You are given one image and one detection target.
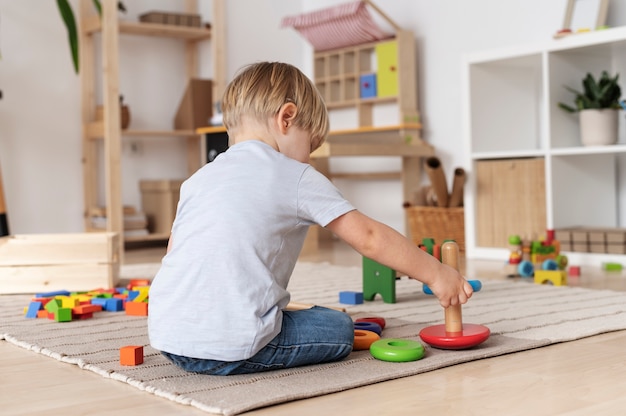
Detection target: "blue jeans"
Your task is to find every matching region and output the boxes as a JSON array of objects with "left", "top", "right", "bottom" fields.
[{"left": 161, "top": 306, "right": 354, "bottom": 376}]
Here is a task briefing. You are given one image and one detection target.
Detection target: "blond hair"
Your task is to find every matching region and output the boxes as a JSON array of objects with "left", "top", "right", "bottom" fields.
[{"left": 222, "top": 62, "right": 329, "bottom": 150}]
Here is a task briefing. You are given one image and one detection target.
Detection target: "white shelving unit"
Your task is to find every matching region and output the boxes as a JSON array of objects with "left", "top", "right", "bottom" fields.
[{"left": 463, "top": 26, "right": 626, "bottom": 265}]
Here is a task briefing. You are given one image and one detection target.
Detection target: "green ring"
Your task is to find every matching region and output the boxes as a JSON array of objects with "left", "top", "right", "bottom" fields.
[{"left": 370, "top": 338, "right": 425, "bottom": 362}]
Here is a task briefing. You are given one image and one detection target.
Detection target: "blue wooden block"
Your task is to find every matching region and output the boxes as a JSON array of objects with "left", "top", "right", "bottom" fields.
[
  {"left": 104, "top": 298, "right": 124, "bottom": 312},
  {"left": 25, "top": 301, "right": 42, "bottom": 318},
  {"left": 339, "top": 291, "right": 364, "bottom": 305},
  {"left": 90, "top": 297, "right": 108, "bottom": 308},
  {"left": 360, "top": 74, "right": 377, "bottom": 98},
  {"left": 127, "top": 290, "right": 140, "bottom": 301},
  {"left": 35, "top": 290, "right": 71, "bottom": 298}
]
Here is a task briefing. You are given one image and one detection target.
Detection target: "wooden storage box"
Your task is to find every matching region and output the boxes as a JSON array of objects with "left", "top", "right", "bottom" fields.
[
  {"left": 405, "top": 206, "right": 465, "bottom": 252},
  {"left": 0, "top": 233, "right": 119, "bottom": 294},
  {"left": 139, "top": 11, "right": 201, "bottom": 27},
  {"left": 555, "top": 227, "right": 626, "bottom": 254},
  {"left": 140, "top": 179, "right": 184, "bottom": 235},
  {"left": 475, "top": 158, "right": 546, "bottom": 248}
]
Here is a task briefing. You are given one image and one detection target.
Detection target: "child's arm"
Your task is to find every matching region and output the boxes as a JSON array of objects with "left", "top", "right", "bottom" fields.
[{"left": 325, "top": 210, "right": 473, "bottom": 308}]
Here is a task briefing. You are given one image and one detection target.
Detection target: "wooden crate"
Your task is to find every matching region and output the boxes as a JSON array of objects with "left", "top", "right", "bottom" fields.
[
  {"left": 475, "top": 158, "right": 546, "bottom": 248},
  {"left": 139, "top": 11, "right": 201, "bottom": 27},
  {"left": 0, "top": 233, "right": 119, "bottom": 294},
  {"left": 140, "top": 179, "right": 184, "bottom": 235}
]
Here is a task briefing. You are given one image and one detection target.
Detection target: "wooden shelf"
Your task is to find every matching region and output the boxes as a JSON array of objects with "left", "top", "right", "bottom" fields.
[
  {"left": 83, "top": 15, "right": 211, "bottom": 41},
  {"left": 86, "top": 122, "right": 199, "bottom": 140},
  {"left": 80, "top": 0, "right": 225, "bottom": 255},
  {"left": 124, "top": 232, "right": 170, "bottom": 243}
]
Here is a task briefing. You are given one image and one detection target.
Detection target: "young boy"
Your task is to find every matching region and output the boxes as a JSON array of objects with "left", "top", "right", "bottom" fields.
[{"left": 148, "top": 61, "right": 473, "bottom": 376}]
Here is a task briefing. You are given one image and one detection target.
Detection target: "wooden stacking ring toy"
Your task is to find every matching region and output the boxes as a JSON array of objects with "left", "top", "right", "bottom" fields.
[
  {"left": 353, "top": 329, "right": 380, "bottom": 350},
  {"left": 354, "top": 321, "right": 382, "bottom": 335},
  {"left": 419, "top": 241, "right": 491, "bottom": 350},
  {"left": 369, "top": 338, "right": 425, "bottom": 362},
  {"left": 355, "top": 316, "right": 386, "bottom": 329}
]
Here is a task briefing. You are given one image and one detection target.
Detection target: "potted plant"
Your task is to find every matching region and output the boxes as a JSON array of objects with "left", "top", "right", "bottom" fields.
[
  {"left": 558, "top": 71, "right": 622, "bottom": 146},
  {"left": 56, "top": 0, "right": 126, "bottom": 74},
  {"left": 57, "top": 0, "right": 129, "bottom": 128}
]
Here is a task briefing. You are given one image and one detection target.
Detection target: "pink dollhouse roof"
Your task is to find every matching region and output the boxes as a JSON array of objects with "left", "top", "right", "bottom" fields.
[{"left": 281, "top": 1, "right": 394, "bottom": 51}]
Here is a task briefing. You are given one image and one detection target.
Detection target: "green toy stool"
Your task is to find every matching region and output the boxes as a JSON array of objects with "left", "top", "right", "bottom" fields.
[{"left": 362, "top": 256, "right": 396, "bottom": 304}]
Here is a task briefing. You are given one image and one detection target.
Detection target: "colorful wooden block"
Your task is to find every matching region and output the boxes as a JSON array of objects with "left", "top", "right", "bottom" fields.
[
  {"left": 120, "top": 345, "right": 144, "bottom": 366},
  {"left": 72, "top": 304, "right": 102, "bottom": 315},
  {"left": 25, "top": 301, "right": 42, "bottom": 318},
  {"left": 602, "top": 262, "right": 623, "bottom": 272},
  {"left": 534, "top": 270, "right": 567, "bottom": 286},
  {"left": 339, "top": 291, "right": 364, "bottom": 305},
  {"left": 35, "top": 290, "right": 71, "bottom": 298},
  {"left": 125, "top": 301, "right": 149, "bottom": 316},
  {"left": 569, "top": 265, "right": 581, "bottom": 276},
  {"left": 54, "top": 307, "right": 73, "bottom": 322},
  {"left": 104, "top": 297, "right": 124, "bottom": 312},
  {"left": 132, "top": 288, "right": 149, "bottom": 303},
  {"left": 44, "top": 298, "right": 61, "bottom": 313}
]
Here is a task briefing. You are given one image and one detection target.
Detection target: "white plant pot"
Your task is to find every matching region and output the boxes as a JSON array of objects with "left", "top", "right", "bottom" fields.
[{"left": 579, "top": 109, "right": 619, "bottom": 146}]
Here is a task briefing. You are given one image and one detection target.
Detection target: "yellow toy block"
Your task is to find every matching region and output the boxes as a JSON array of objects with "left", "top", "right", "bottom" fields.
[
  {"left": 534, "top": 270, "right": 567, "bottom": 286},
  {"left": 57, "top": 296, "right": 79, "bottom": 308},
  {"left": 132, "top": 288, "right": 149, "bottom": 303}
]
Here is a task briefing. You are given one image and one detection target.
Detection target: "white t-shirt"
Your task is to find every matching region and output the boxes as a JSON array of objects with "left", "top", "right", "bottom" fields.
[{"left": 148, "top": 140, "right": 355, "bottom": 361}]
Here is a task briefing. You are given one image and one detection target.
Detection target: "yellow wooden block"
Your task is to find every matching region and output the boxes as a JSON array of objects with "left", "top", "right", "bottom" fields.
[
  {"left": 57, "top": 296, "right": 79, "bottom": 308},
  {"left": 133, "top": 289, "right": 149, "bottom": 303},
  {"left": 534, "top": 270, "right": 567, "bottom": 286}
]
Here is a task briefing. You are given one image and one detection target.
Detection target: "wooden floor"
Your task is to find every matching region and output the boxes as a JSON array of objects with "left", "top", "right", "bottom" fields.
[{"left": 2, "top": 240, "right": 626, "bottom": 415}]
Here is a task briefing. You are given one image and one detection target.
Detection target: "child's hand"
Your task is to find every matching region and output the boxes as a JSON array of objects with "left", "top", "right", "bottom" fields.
[{"left": 427, "top": 264, "right": 473, "bottom": 308}]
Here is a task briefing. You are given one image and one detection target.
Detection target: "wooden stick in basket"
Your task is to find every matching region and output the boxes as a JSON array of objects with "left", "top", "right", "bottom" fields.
[
  {"left": 424, "top": 157, "right": 449, "bottom": 208},
  {"left": 0, "top": 163, "right": 9, "bottom": 237},
  {"left": 448, "top": 167, "right": 466, "bottom": 208}
]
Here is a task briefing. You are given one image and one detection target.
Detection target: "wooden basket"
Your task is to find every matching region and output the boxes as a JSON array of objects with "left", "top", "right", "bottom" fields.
[{"left": 405, "top": 206, "right": 465, "bottom": 252}]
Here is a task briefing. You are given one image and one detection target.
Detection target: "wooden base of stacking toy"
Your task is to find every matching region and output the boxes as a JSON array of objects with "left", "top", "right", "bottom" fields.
[
  {"left": 419, "top": 322, "right": 490, "bottom": 350},
  {"left": 419, "top": 241, "right": 490, "bottom": 350}
]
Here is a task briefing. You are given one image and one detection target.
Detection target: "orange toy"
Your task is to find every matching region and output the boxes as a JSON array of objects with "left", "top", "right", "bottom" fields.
[
  {"left": 353, "top": 329, "right": 380, "bottom": 350},
  {"left": 120, "top": 345, "right": 144, "bottom": 366}
]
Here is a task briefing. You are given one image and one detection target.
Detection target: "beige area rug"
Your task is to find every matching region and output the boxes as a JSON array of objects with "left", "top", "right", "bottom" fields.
[{"left": 2, "top": 262, "right": 626, "bottom": 415}]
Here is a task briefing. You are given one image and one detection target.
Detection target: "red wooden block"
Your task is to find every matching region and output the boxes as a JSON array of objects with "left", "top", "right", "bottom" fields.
[
  {"left": 120, "top": 345, "right": 144, "bottom": 366},
  {"left": 127, "top": 279, "right": 151, "bottom": 290},
  {"left": 125, "top": 301, "right": 149, "bottom": 316},
  {"left": 73, "top": 312, "right": 93, "bottom": 320},
  {"left": 569, "top": 265, "right": 581, "bottom": 276},
  {"left": 73, "top": 304, "right": 103, "bottom": 314}
]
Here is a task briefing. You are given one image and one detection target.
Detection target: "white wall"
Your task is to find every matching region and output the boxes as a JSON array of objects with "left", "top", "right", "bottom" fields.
[{"left": 1, "top": 0, "right": 624, "bottom": 236}]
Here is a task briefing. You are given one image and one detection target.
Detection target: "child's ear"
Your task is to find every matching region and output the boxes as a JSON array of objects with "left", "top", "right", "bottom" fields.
[{"left": 279, "top": 102, "right": 298, "bottom": 133}]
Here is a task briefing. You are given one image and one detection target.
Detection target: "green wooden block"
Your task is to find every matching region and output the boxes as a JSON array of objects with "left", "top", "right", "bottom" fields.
[
  {"left": 602, "top": 262, "right": 623, "bottom": 271},
  {"left": 54, "top": 307, "right": 73, "bottom": 322},
  {"left": 362, "top": 256, "right": 396, "bottom": 304},
  {"left": 44, "top": 299, "right": 61, "bottom": 313}
]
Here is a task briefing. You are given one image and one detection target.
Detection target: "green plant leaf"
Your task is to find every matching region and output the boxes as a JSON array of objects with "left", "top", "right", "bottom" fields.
[
  {"left": 92, "top": 0, "right": 102, "bottom": 16},
  {"left": 558, "top": 71, "right": 622, "bottom": 112},
  {"left": 57, "top": 0, "right": 79, "bottom": 74}
]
